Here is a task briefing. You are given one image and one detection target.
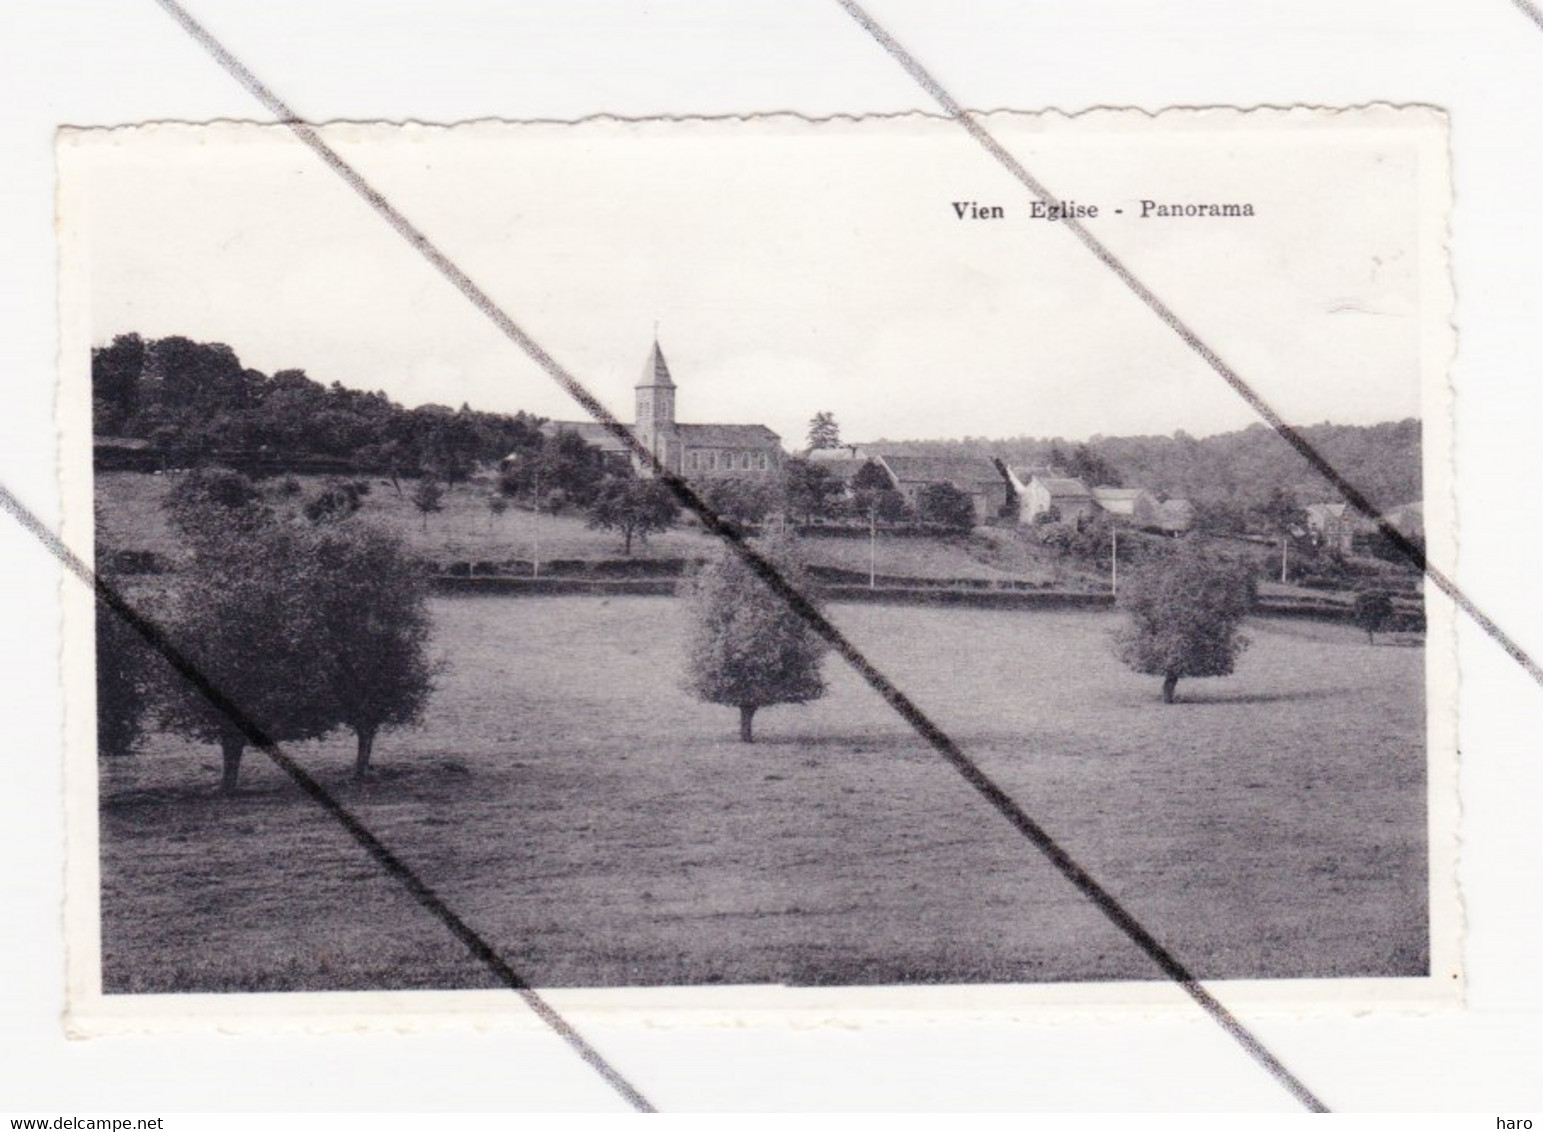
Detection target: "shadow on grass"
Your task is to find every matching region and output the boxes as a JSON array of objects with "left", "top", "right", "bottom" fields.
[{"left": 1162, "top": 686, "right": 1347, "bottom": 707}]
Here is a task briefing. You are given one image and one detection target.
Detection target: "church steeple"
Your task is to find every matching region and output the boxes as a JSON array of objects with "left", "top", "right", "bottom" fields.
[
  {"left": 634, "top": 338, "right": 677, "bottom": 462},
  {"left": 638, "top": 339, "right": 675, "bottom": 389}
]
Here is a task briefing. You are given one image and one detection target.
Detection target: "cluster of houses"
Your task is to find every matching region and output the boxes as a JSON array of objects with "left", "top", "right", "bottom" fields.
[
  {"left": 809, "top": 445, "right": 1195, "bottom": 533},
  {"left": 539, "top": 340, "right": 1421, "bottom": 547},
  {"left": 1304, "top": 500, "right": 1424, "bottom": 554}
]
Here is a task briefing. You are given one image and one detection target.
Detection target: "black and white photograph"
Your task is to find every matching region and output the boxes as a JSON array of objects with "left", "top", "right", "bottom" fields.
[
  {"left": 3, "top": 1, "right": 1540, "bottom": 1118},
  {"left": 58, "top": 109, "right": 1457, "bottom": 1022}
]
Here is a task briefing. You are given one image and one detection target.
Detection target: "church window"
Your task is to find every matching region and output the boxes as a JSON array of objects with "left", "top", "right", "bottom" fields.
[
  {"left": 758, "top": 452, "right": 769, "bottom": 470},
  {"left": 707, "top": 451, "right": 717, "bottom": 470}
]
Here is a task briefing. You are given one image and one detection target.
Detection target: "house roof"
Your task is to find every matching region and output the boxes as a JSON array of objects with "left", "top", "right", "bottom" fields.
[
  {"left": 877, "top": 454, "right": 1004, "bottom": 490},
  {"left": 808, "top": 445, "right": 868, "bottom": 461},
  {"left": 1305, "top": 502, "right": 1348, "bottom": 520},
  {"left": 1031, "top": 475, "right": 1092, "bottom": 499},
  {"left": 676, "top": 423, "right": 781, "bottom": 447},
  {"left": 637, "top": 340, "right": 675, "bottom": 389},
  {"left": 1384, "top": 501, "right": 1423, "bottom": 531},
  {"left": 810, "top": 457, "right": 876, "bottom": 485},
  {"left": 1091, "top": 486, "right": 1152, "bottom": 515},
  {"left": 537, "top": 419, "right": 633, "bottom": 453}
]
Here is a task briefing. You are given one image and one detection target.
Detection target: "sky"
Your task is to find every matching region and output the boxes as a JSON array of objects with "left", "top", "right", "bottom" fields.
[{"left": 61, "top": 109, "right": 1446, "bottom": 447}]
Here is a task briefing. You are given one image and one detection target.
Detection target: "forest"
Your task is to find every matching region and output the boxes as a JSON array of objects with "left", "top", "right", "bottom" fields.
[{"left": 91, "top": 333, "right": 545, "bottom": 481}]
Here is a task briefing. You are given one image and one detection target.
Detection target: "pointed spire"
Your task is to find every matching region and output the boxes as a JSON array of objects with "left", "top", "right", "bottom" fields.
[{"left": 637, "top": 338, "right": 675, "bottom": 388}]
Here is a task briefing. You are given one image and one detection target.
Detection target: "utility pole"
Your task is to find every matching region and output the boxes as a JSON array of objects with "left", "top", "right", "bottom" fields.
[
  {"left": 1111, "top": 525, "right": 1119, "bottom": 597},
  {"left": 1280, "top": 535, "right": 1288, "bottom": 585},
  {"left": 531, "top": 468, "right": 542, "bottom": 579},
  {"left": 869, "top": 501, "right": 878, "bottom": 590}
]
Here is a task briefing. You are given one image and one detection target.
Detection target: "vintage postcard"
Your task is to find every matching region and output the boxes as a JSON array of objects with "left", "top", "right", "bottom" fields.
[{"left": 57, "top": 107, "right": 1457, "bottom": 1033}]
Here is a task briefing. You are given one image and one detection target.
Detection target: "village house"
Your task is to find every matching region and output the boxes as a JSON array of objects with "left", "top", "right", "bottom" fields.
[
  {"left": 873, "top": 454, "right": 1010, "bottom": 522},
  {"left": 540, "top": 341, "right": 784, "bottom": 481},
  {"left": 1304, "top": 502, "right": 1376, "bottom": 554},
  {"left": 1008, "top": 467, "right": 1098, "bottom": 525}
]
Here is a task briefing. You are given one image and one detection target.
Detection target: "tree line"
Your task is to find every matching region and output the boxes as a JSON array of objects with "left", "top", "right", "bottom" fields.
[{"left": 92, "top": 334, "right": 544, "bottom": 482}]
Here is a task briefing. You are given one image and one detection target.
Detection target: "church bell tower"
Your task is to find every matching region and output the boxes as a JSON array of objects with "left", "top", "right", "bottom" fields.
[{"left": 635, "top": 339, "right": 677, "bottom": 463}]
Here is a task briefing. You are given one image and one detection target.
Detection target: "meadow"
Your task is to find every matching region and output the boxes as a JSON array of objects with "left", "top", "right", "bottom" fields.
[
  {"left": 94, "top": 470, "right": 1088, "bottom": 585},
  {"left": 98, "top": 595, "right": 1428, "bottom": 993}
]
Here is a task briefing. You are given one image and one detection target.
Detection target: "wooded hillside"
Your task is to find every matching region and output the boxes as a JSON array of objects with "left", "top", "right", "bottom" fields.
[
  {"left": 92, "top": 333, "right": 544, "bottom": 479},
  {"left": 873, "top": 420, "right": 1422, "bottom": 513}
]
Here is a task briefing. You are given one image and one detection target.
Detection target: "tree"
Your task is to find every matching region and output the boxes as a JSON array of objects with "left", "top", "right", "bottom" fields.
[
  {"left": 411, "top": 478, "right": 444, "bottom": 532},
  {"left": 354, "top": 438, "right": 415, "bottom": 497},
  {"left": 92, "top": 333, "right": 146, "bottom": 436},
  {"left": 1113, "top": 543, "right": 1254, "bottom": 703},
  {"left": 850, "top": 460, "right": 890, "bottom": 493},
  {"left": 586, "top": 476, "right": 681, "bottom": 554},
  {"left": 701, "top": 477, "right": 777, "bottom": 534},
  {"left": 162, "top": 466, "right": 271, "bottom": 547},
  {"left": 683, "top": 534, "right": 829, "bottom": 742},
  {"left": 95, "top": 585, "right": 159, "bottom": 760},
  {"left": 306, "top": 525, "right": 437, "bottom": 778},
  {"left": 916, "top": 482, "right": 975, "bottom": 531},
  {"left": 303, "top": 478, "right": 370, "bottom": 524},
  {"left": 499, "top": 431, "right": 608, "bottom": 512},
  {"left": 806, "top": 411, "right": 841, "bottom": 452},
  {"left": 1253, "top": 487, "right": 1305, "bottom": 536},
  {"left": 782, "top": 458, "right": 843, "bottom": 524},
  {"left": 160, "top": 517, "right": 337, "bottom": 792},
  {"left": 1191, "top": 497, "right": 1250, "bottom": 536},
  {"left": 1353, "top": 588, "right": 1395, "bottom": 644}
]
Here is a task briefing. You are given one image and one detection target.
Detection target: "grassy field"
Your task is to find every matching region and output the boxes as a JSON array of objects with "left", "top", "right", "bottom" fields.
[
  {"left": 98, "top": 596, "right": 1427, "bottom": 993},
  {"left": 97, "top": 470, "right": 1092, "bottom": 583}
]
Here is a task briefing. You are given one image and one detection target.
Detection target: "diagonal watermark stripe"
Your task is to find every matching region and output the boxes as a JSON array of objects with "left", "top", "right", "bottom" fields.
[
  {"left": 1513, "top": 0, "right": 1543, "bottom": 33},
  {"left": 142, "top": 0, "right": 1333, "bottom": 1111},
  {"left": 0, "top": 483, "right": 655, "bottom": 1114},
  {"left": 833, "top": 0, "right": 1543, "bottom": 690}
]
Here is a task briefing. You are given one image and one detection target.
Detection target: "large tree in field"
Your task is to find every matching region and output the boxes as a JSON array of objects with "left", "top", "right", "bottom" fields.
[
  {"left": 683, "top": 535, "right": 829, "bottom": 742},
  {"left": 1113, "top": 542, "right": 1254, "bottom": 703},
  {"left": 1353, "top": 588, "right": 1395, "bottom": 644},
  {"left": 586, "top": 475, "right": 680, "bottom": 554},
  {"left": 160, "top": 514, "right": 337, "bottom": 793},
  {"left": 306, "top": 524, "right": 437, "bottom": 778}
]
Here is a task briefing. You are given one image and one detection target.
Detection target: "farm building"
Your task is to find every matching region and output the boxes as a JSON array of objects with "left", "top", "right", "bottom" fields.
[
  {"left": 873, "top": 454, "right": 1010, "bottom": 522},
  {"left": 540, "top": 341, "right": 784, "bottom": 481},
  {"left": 803, "top": 452, "right": 881, "bottom": 493},
  {"left": 1090, "top": 486, "right": 1162, "bottom": 526},
  {"left": 1008, "top": 468, "right": 1098, "bottom": 525}
]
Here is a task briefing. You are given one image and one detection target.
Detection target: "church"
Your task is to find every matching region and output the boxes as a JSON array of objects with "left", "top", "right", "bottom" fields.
[{"left": 541, "top": 341, "right": 784, "bottom": 479}]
